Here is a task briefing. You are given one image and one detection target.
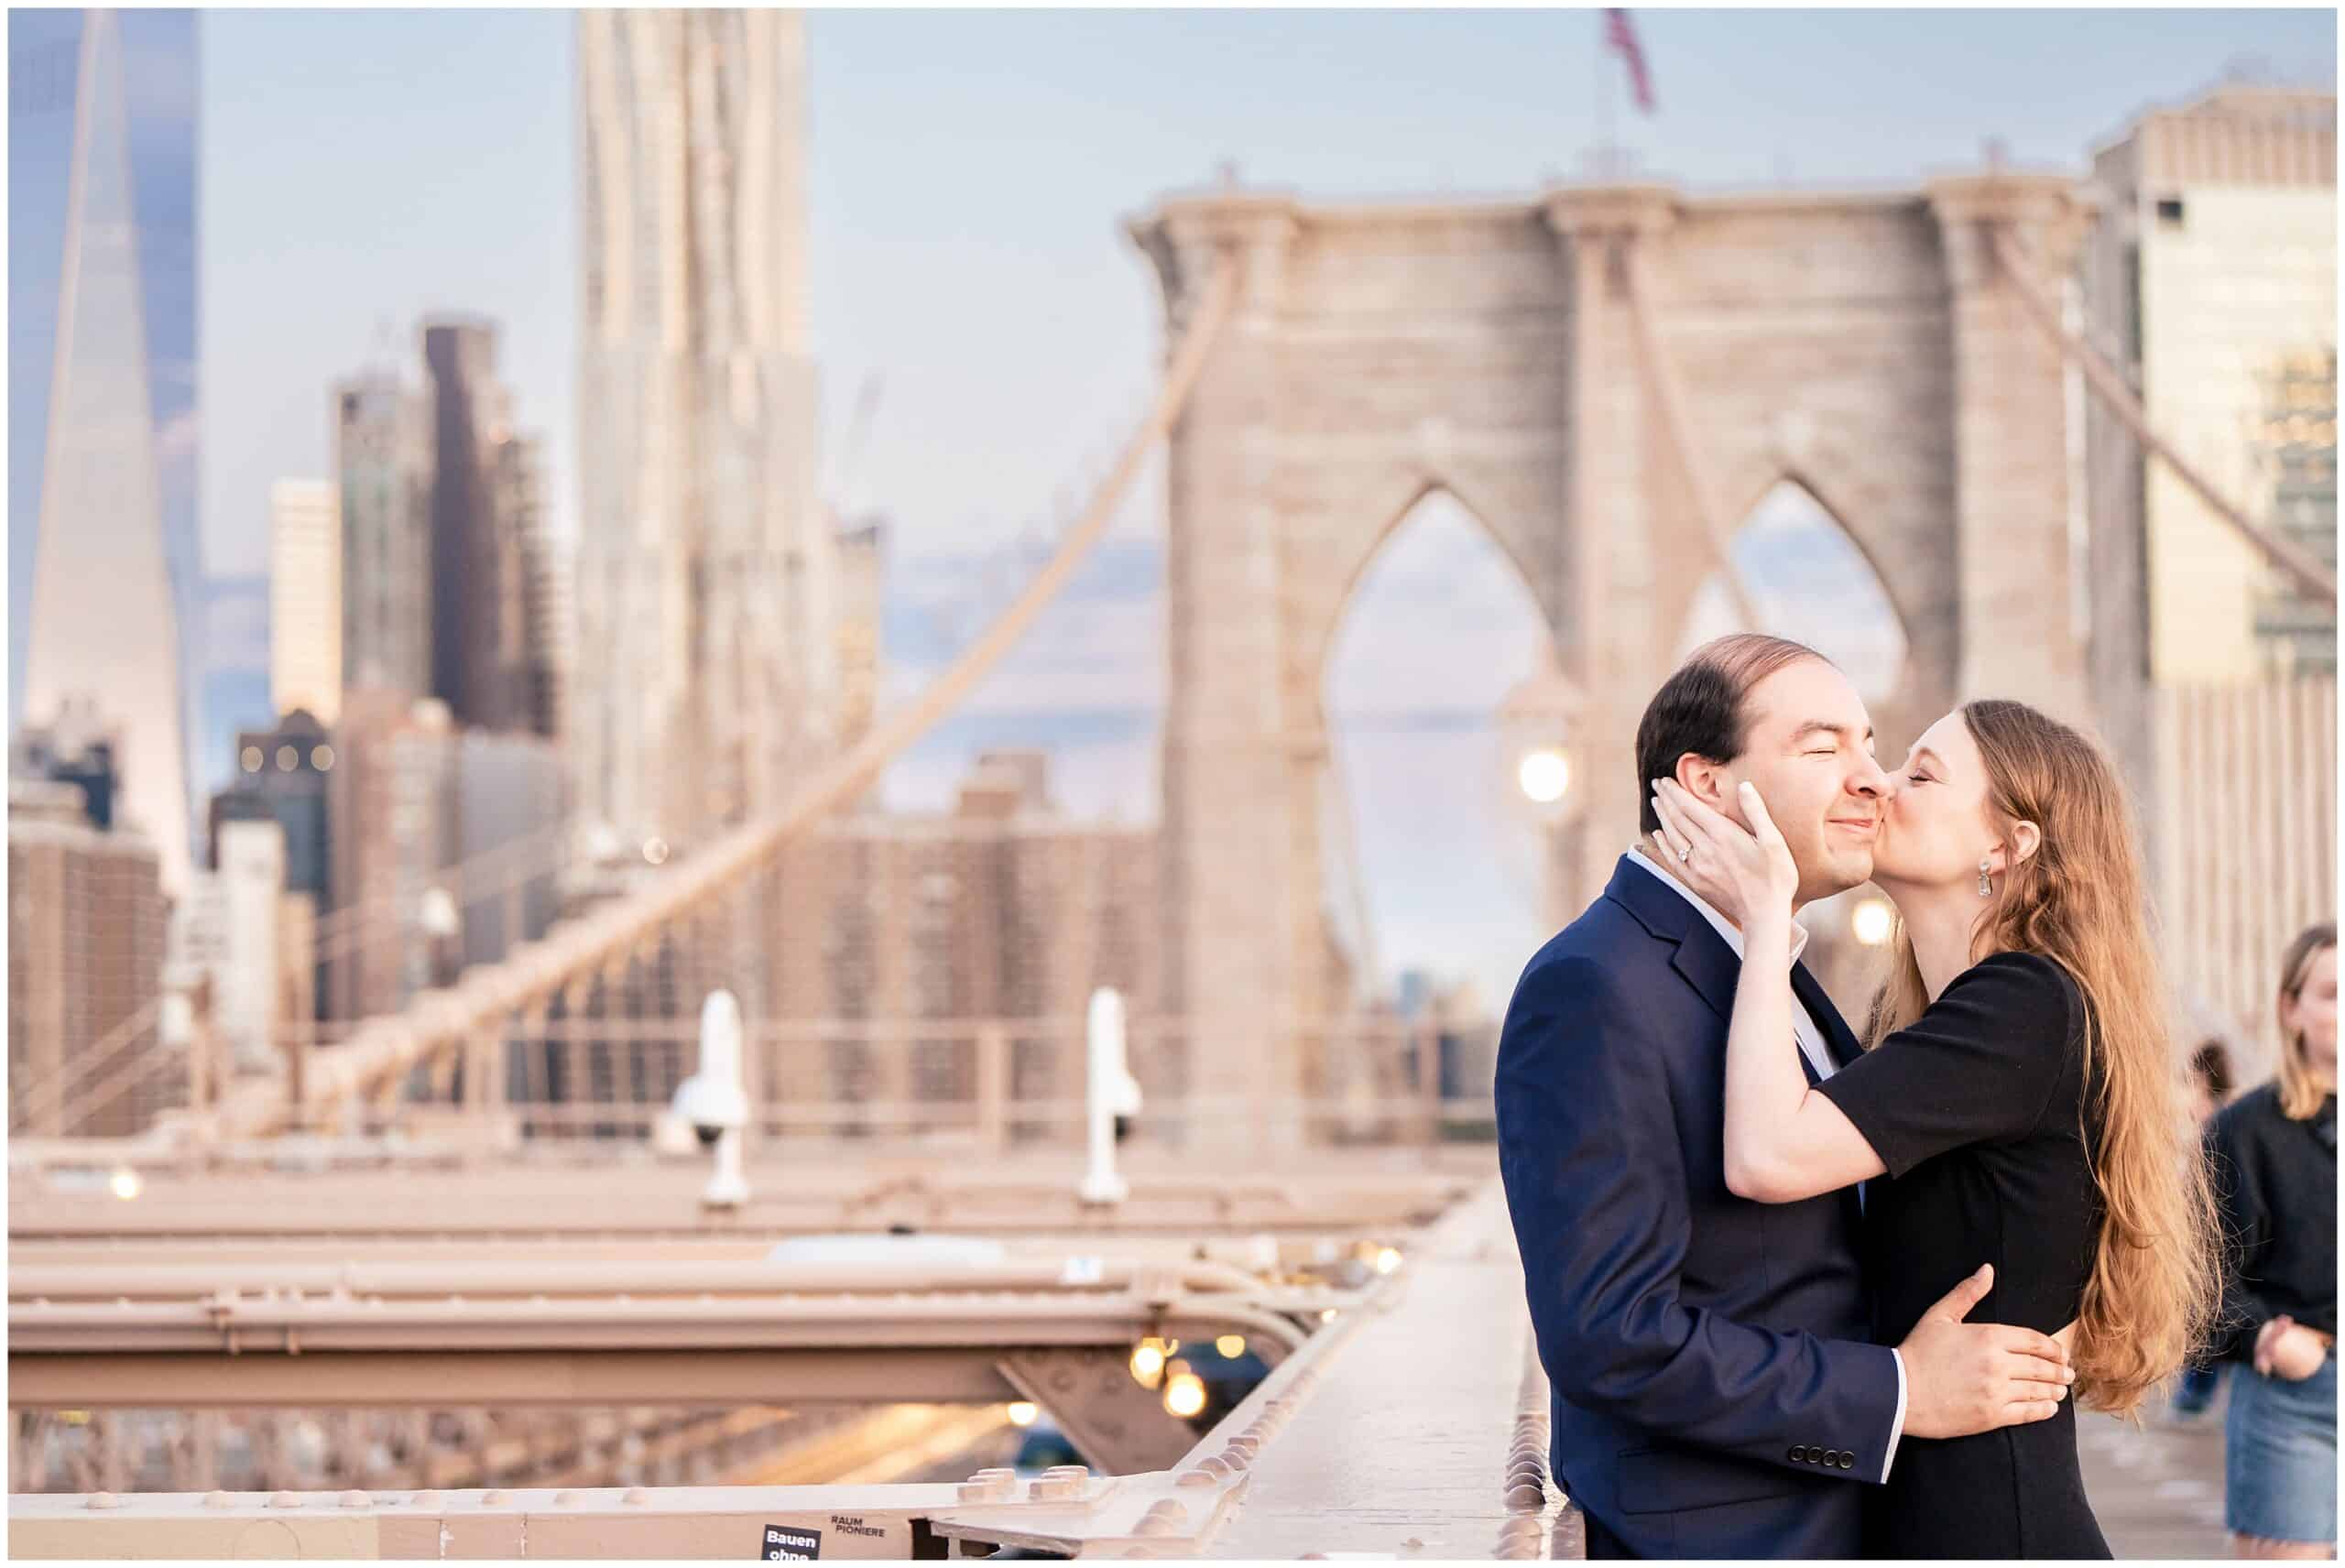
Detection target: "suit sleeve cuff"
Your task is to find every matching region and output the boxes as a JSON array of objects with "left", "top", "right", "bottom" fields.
[{"left": 1883, "top": 1346, "right": 1907, "bottom": 1482}]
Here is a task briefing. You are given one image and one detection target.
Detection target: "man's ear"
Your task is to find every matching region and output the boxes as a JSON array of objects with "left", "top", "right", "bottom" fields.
[{"left": 1675, "top": 754, "right": 1730, "bottom": 811}]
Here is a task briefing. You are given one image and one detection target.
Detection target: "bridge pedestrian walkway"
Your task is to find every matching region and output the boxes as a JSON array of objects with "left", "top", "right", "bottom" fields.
[
  {"left": 1205, "top": 1178, "right": 1570, "bottom": 1558},
  {"left": 1204, "top": 1175, "right": 2235, "bottom": 1559},
  {"left": 2078, "top": 1394, "right": 2232, "bottom": 1559}
]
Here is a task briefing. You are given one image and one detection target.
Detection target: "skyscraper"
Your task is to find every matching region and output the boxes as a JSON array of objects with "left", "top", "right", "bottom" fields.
[
  {"left": 333, "top": 370, "right": 432, "bottom": 702},
  {"left": 574, "top": 9, "right": 837, "bottom": 862},
  {"left": 424, "top": 317, "right": 556, "bottom": 738},
  {"left": 268, "top": 479, "right": 341, "bottom": 725},
  {"left": 9, "top": 9, "right": 200, "bottom": 897},
  {"left": 9, "top": 766, "right": 173, "bottom": 1138},
  {"left": 515, "top": 448, "right": 565, "bottom": 742}
]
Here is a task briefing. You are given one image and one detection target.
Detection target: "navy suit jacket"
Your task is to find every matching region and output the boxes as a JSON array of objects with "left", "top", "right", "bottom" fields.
[{"left": 1496, "top": 855, "right": 1902, "bottom": 1558}]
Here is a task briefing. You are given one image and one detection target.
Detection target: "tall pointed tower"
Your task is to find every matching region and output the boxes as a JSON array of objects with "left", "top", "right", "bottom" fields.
[{"left": 18, "top": 9, "right": 191, "bottom": 896}]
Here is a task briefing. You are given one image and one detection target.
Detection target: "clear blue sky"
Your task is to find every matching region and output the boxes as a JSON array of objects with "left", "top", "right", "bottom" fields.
[{"left": 198, "top": 7, "right": 2334, "bottom": 1003}]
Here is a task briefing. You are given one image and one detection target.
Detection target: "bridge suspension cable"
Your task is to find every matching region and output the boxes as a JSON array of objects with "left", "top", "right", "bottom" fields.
[
  {"left": 202, "top": 253, "right": 1245, "bottom": 1138},
  {"left": 1619, "top": 244, "right": 1768, "bottom": 632},
  {"left": 1988, "top": 223, "right": 2337, "bottom": 605}
]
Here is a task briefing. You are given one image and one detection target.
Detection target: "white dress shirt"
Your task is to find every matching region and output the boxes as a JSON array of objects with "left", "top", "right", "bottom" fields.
[{"left": 1626, "top": 845, "right": 1908, "bottom": 1482}]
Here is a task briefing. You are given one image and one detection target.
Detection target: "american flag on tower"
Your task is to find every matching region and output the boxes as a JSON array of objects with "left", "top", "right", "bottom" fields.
[{"left": 1605, "top": 8, "right": 1656, "bottom": 114}]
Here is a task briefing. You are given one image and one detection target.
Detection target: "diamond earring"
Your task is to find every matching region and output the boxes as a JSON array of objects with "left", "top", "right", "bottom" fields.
[{"left": 1978, "top": 859, "right": 1993, "bottom": 898}]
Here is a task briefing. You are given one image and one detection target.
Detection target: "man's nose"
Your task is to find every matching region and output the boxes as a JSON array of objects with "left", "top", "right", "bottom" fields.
[{"left": 1850, "top": 755, "right": 1895, "bottom": 800}]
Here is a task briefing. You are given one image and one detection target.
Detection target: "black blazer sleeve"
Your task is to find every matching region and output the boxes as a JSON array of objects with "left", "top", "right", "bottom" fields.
[
  {"left": 1498, "top": 953, "right": 1903, "bottom": 1481},
  {"left": 1816, "top": 952, "right": 2079, "bottom": 1181}
]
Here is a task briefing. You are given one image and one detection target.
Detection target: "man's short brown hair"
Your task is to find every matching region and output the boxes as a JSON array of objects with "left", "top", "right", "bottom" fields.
[{"left": 1634, "top": 635, "right": 1831, "bottom": 834}]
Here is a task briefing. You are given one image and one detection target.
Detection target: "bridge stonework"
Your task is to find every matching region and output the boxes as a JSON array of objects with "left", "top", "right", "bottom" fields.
[{"left": 1132, "top": 172, "right": 2097, "bottom": 1149}]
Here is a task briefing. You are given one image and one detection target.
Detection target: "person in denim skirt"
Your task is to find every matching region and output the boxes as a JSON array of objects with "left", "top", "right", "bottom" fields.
[{"left": 2206, "top": 923, "right": 2337, "bottom": 1559}]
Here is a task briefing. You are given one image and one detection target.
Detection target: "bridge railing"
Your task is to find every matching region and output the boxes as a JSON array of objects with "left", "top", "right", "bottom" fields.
[{"left": 348, "top": 1010, "right": 1498, "bottom": 1151}]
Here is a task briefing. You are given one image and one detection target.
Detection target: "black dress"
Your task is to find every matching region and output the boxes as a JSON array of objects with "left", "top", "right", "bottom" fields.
[{"left": 1815, "top": 951, "right": 2112, "bottom": 1560}]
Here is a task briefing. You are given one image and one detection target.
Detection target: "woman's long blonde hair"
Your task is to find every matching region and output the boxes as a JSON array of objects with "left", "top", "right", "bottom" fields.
[
  {"left": 1861, "top": 700, "right": 2220, "bottom": 1418},
  {"left": 2274, "top": 921, "right": 2338, "bottom": 1121}
]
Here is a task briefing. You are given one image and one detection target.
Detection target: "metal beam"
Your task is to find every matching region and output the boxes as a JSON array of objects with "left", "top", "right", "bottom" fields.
[
  {"left": 8, "top": 1160, "right": 1482, "bottom": 1241},
  {"left": 9, "top": 1349, "right": 1018, "bottom": 1410},
  {"left": 998, "top": 1347, "right": 1205, "bottom": 1476}
]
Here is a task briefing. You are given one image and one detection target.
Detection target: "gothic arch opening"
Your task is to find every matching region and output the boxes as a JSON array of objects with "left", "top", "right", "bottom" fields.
[
  {"left": 1675, "top": 479, "right": 1910, "bottom": 704},
  {"left": 1319, "top": 488, "right": 1554, "bottom": 1024}
]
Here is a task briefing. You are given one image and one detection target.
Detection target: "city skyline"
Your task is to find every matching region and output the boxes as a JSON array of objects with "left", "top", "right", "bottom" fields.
[{"left": 19, "top": 6, "right": 2335, "bottom": 1005}]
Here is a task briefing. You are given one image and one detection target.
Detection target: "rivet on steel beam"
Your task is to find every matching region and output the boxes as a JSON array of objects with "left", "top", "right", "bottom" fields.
[
  {"left": 268, "top": 1491, "right": 303, "bottom": 1509},
  {"left": 479, "top": 1490, "right": 507, "bottom": 1506},
  {"left": 1135, "top": 1500, "right": 1188, "bottom": 1536},
  {"left": 86, "top": 1493, "right": 125, "bottom": 1510},
  {"left": 1507, "top": 1482, "right": 1545, "bottom": 1511},
  {"left": 202, "top": 1491, "right": 233, "bottom": 1509},
  {"left": 1217, "top": 1447, "right": 1251, "bottom": 1472},
  {"left": 409, "top": 1491, "right": 444, "bottom": 1509},
  {"left": 551, "top": 1490, "right": 582, "bottom": 1506},
  {"left": 622, "top": 1487, "right": 650, "bottom": 1506},
  {"left": 1176, "top": 1470, "right": 1218, "bottom": 1488},
  {"left": 1199, "top": 1457, "right": 1231, "bottom": 1478},
  {"left": 1045, "top": 1465, "right": 1089, "bottom": 1479},
  {"left": 340, "top": 1490, "right": 372, "bottom": 1508}
]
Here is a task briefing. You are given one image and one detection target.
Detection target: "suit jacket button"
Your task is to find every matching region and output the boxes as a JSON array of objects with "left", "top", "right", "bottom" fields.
[
  {"left": 1788, "top": 1445, "right": 1806, "bottom": 1463},
  {"left": 1836, "top": 1452, "right": 1854, "bottom": 1469}
]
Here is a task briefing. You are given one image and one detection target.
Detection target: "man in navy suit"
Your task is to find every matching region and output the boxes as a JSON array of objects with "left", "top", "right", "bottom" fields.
[{"left": 1497, "top": 635, "right": 2074, "bottom": 1558}]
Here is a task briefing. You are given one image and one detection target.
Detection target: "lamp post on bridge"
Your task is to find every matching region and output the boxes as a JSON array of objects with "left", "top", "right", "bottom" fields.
[{"left": 1499, "top": 645, "right": 1588, "bottom": 935}]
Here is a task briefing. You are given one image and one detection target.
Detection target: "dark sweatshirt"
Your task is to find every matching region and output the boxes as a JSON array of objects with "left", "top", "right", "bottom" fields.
[{"left": 2203, "top": 1083, "right": 2338, "bottom": 1361}]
